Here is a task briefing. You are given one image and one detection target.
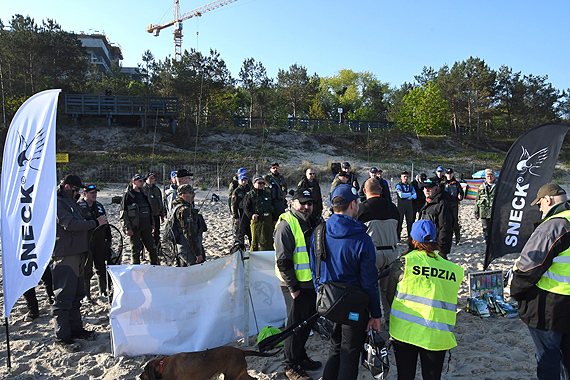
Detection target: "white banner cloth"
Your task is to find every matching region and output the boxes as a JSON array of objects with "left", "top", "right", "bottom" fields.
[
  {"left": 108, "top": 251, "right": 286, "bottom": 357},
  {"left": 248, "top": 251, "right": 287, "bottom": 332},
  {"left": 1, "top": 89, "right": 60, "bottom": 318}
]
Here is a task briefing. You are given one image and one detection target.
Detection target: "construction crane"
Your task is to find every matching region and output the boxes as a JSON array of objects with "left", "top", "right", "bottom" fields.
[{"left": 147, "top": 0, "right": 239, "bottom": 61}]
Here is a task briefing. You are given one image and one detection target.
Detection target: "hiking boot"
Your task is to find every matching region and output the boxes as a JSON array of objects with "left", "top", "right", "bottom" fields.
[
  {"left": 285, "top": 365, "right": 313, "bottom": 380},
  {"left": 54, "top": 337, "right": 80, "bottom": 352},
  {"left": 71, "top": 329, "right": 98, "bottom": 341},
  {"left": 300, "top": 358, "right": 322, "bottom": 371},
  {"left": 24, "top": 310, "right": 39, "bottom": 321}
]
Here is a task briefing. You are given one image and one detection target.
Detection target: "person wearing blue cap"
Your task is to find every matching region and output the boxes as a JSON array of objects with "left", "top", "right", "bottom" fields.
[
  {"left": 231, "top": 173, "right": 252, "bottom": 245},
  {"left": 310, "top": 184, "right": 381, "bottom": 380},
  {"left": 418, "top": 178, "right": 454, "bottom": 259},
  {"left": 387, "top": 220, "right": 464, "bottom": 380},
  {"left": 435, "top": 166, "right": 445, "bottom": 186},
  {"left": 228, "top": 168, "right": 250, "bottom": 211},
  {"left": 77, "top": 184, "right": 110, "bottom": 301},
  {"left": 164, "top": 169, "right": 192, "bottom": 215}
]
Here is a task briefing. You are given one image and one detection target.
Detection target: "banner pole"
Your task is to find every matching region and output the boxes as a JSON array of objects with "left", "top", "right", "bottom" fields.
[
  {"left": 243, "top": 249, "right": 250, "bottom": 347},
  {"left": 5, "top": 317, "right": 11, "bottom": 368}
]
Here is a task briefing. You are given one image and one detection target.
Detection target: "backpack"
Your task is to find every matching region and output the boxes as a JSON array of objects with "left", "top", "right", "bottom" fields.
[{"left": 161, "top": 203, "right": 185, "bottom": 265}]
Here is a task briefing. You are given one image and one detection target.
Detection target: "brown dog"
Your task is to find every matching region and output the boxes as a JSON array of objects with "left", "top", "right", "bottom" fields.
[{"left": 140, "top": 346, "right": 278, "bottom": 380}]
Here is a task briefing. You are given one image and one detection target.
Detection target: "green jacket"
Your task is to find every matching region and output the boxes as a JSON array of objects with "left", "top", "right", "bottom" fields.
[
  {"left": 475, "top": 181, "right": 496, "bottom": 219},
  {"left": 244, "top": 188, "right": 274, "bottom": 219}
]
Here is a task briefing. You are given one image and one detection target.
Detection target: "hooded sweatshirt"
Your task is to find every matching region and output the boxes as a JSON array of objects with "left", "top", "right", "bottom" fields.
[{"left": 310, "top": 213, "right": 381, "bottom": 318}]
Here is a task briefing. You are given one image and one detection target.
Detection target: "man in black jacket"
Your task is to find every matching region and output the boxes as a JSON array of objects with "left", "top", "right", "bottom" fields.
[
  {"left": 442, "top": 168, "right": 464, "bottom": 245},
  {"left": 120, "top": 174, "right": 158, "bottom": 265},
  {"left": 297, "top": 168, "right": 323, "bottom": 219},
  {"left": 411, "top": 173, "right": 427, "bottom": 219},
  {"left": 77, "top": 184, "right": 110, "bottom": 300},
  {"left": 511, "top": 183, "right": 570, "bottom": 380},
  {"left": 264, "top": 163, "right": 288, "bottom": 218},
  {"left": 274, "top": 189, "right": 320, "bottom": 380},
  {"left": 418, "top": 178, "right": 453, "bottom": 259},
  {"left": 52, "top": 175, "right": 107, "bottom": 351}
]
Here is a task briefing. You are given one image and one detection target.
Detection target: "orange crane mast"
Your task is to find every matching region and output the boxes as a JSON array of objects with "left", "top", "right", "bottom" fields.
[{"left": 147, "top": 0, "right": 239, "bottom": 61}]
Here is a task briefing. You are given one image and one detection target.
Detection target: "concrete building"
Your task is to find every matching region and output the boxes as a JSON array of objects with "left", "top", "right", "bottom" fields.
[{"left": 76, "top": 32, "right": 140, "bottom": 80}]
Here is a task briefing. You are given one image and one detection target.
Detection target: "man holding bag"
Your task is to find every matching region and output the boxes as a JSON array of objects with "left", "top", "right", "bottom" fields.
[{"left": 310, "top": 184, "right": 381, "bottom": 380}]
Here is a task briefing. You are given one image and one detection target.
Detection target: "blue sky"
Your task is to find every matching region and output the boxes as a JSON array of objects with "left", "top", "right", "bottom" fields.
[{"left": 3, "top": 0, "right": 569, "bottom": 91}]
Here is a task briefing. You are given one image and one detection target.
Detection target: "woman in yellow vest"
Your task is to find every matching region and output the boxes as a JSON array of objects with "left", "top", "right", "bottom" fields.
[{"left": 387, "top": 220, "right": 464, "bottom": 380}]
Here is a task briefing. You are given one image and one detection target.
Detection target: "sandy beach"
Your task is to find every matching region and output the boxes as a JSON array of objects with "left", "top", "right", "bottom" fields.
[{"left": 0, "top": 177, "right": 540, "bottom": 380}]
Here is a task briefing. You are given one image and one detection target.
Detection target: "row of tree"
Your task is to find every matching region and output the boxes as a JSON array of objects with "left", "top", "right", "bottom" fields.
[{"left": 1, "top": 14, "right": 569, "bottom": 140}]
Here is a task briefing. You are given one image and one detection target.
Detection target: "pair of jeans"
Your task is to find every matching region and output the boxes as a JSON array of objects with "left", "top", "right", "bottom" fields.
[{"left": 527, "top": 326, "right": 570, "bottom": 380}]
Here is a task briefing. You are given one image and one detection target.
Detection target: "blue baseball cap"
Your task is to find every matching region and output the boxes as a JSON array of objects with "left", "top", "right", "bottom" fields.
[
  {"left": 436, "top": 166, "right": 444, "bottom": 172},
  {"left": 410, "top": 220, "right": 437, "bottom": 243},
  {"left": 331, "top": 184, "right": 360, "bottom": 205},
  {"left": 237, "top": 168, "right": 247, "bottom": 174},
  {"left": 238, "top": 173, "right": 248, "bottom": 180},
  {"left": 170, "top": 170, "right": 177, "bottom": 178}
]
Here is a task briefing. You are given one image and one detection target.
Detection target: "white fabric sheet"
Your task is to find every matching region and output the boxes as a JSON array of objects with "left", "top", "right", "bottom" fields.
[{"left": 108, "top": 251, "right": 286, "bottom": 357}]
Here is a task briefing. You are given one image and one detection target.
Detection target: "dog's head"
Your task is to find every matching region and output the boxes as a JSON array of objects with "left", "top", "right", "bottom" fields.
[{"left": 140, "top": 358, "right": 163, "bottom": 380}]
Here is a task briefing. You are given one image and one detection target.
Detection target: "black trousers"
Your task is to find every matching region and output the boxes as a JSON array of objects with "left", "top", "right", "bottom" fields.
[
  {"left": 392, "top": 339, "right": 447, "bottom": 380},
  {"left": 152, "top": 215, "right": 161, "bottom": 247},
  {"left": 51, "top": 253, "right": 87, "bottom": 340},
  {"left": 397, "top": 201, "right": 414, "bottom": 238},
  {"left": 281, "top": 286, "right": 316, "bottom": 367},
  {"left": 450, "top": 202, "right": 461, "bottom": 239},
  {"left": 234, "top": 212, "right": 251, "bottom": 244},
  {"left": 322, "top": 317, "right": 368, "bottom": 380}
]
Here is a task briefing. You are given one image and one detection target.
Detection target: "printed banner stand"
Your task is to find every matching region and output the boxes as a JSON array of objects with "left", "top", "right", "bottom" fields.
[{"left": 1, "top": 89, "right": 60, "bottom": 369}]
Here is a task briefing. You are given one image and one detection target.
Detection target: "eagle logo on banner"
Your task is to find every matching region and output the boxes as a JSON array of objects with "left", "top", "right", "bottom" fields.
[
  {"left": 17, "top": 129, "right": 46, "bottom": 171},
  {"left": 516, "top": 146, "right": 548, "bottom": 176}
]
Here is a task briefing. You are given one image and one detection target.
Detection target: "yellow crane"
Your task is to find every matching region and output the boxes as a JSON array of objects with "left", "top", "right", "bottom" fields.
[{"left": 147, "top": 0, "right": 239, "bottom": 61}]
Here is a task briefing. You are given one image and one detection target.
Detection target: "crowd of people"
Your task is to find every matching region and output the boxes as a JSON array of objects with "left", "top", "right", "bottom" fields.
[{"left": 20, "top": 161, "right": 570, "bottom": 380}]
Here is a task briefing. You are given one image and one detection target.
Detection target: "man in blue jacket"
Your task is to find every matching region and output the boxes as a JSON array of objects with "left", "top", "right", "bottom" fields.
[{"left": 310, "top": 184, "right": 381, "bottom": 380}]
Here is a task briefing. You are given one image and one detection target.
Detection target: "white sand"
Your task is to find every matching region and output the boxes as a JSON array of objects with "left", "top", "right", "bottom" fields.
[{"left": 0, "top": 180, "right": 539, "bottom": 380}]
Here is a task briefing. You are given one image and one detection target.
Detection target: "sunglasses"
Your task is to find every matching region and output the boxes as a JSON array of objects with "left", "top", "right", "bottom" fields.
[{"left": 71, "top": 186, "right": 81, "bottom": 192}]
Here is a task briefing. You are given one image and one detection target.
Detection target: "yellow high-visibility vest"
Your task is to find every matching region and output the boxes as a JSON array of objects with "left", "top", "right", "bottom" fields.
[
  {"left": 274, "top": 212, "right": 312, "bottom": 283},
  {"left": 390, "top": 250, "right": 464, "bottom": 351},
  {"left": 536, "top": 210, "right": 570, "bottom": 295}
]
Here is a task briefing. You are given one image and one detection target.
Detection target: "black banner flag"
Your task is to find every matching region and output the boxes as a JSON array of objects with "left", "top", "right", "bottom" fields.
[{"left": 484, "top": 123, "right": 570, "bottom": 269}]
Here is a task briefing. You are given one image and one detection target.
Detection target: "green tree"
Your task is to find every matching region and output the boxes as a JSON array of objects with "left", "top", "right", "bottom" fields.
[
  {"left": 395, "top": 81, "right": 450, "bottom": 135},
  {"left": 318, "top": 69, "right": 389, "bottom": 121},
  {"left": 276, "top": 64, "right": 318, "bottom": 118},
  {"left": 239, "top": 58, "right": 271, "bottom": 128}
]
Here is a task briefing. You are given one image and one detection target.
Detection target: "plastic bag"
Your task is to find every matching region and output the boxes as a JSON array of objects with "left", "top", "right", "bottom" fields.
[{"left": 361, "top": 330, "right": 389, "bottom": 379}]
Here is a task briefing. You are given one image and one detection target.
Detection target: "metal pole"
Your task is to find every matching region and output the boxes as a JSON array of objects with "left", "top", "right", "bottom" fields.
[
  {"left": 5, "top": 317, "right": 11, "bottom": 368},
  {"left": 243, "top": 250, "right": 250, "bottom": 346}
]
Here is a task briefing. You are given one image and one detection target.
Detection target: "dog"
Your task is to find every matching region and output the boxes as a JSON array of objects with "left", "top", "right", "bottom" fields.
[{"left": 140, "top": 346, "right": 279, "bottom": 380}]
